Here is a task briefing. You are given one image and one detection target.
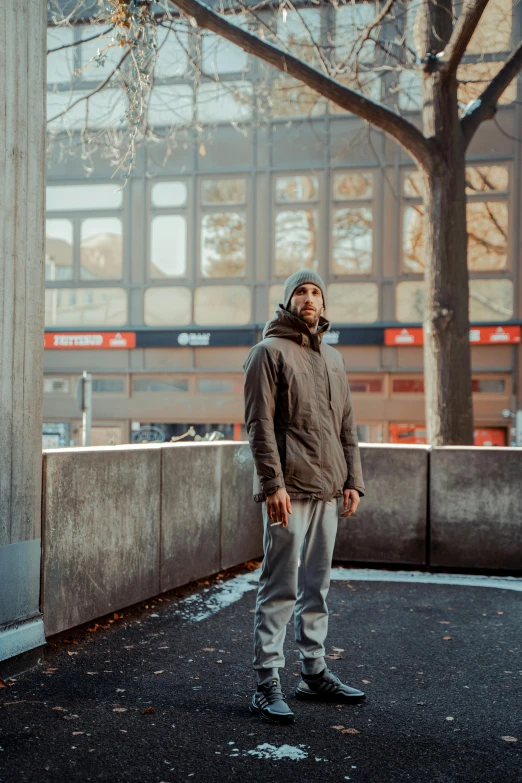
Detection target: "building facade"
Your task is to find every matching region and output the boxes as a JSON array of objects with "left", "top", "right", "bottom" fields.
[{"left": 44, "top": 3, "right": 522, "bottom": 447}]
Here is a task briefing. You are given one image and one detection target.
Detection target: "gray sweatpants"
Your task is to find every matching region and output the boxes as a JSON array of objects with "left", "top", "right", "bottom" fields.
[{"left": 253, "top": 497, "right": 339, "bottom": 685}]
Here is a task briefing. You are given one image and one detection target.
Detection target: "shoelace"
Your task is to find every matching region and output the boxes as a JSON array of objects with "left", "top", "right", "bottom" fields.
[{"left": 261, "top": 679, "right": 287, "bottom": 704}]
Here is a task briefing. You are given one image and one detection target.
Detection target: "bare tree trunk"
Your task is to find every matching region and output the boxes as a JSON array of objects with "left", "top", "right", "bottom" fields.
[{"left": 416, "top": 0, "right": 474, "bottom": 445}]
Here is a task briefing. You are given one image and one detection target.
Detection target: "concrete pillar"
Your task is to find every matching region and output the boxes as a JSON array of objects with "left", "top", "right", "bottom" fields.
[{"left": 0, "top": 2, "right": 46, "bottom": 663}]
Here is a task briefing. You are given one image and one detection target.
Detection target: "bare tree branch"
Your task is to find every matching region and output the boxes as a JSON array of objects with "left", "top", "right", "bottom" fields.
[
  {"left": 47, "top": 25, "right": 114, "bottom": 54},
  {"left": 168, "top": 0, "right": 435, "bottom": 171},
  {"left": 441, "top": 0, "right": 490, "bottom": 77},
  {"left": 461, "top": 40, "right": 522, "bottom": 146},
  {"left": 47, "top": 48, "right": 130, "bottom": 124}
]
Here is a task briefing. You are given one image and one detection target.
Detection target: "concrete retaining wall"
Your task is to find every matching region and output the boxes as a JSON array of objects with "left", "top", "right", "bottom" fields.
[
  {"left": 41, "top": 442, "right": 522, "bottom": 641},
  {"left": 42, "top": 442, "right": 263, "bottom": 637},
  {"left": 430, "top": 447, "right": 522, "bottom": 570},
  {"left": 334, "top": 445, "right": 429, "bottom": 565}
]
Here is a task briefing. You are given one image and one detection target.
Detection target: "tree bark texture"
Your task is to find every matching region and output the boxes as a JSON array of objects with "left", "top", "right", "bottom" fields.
[{"left": 417, "top": 0, "right": 474, "bottom": 444}]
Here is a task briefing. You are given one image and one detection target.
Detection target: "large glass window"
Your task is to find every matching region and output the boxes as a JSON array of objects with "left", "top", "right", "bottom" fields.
[
  {"left": 335, "top": 3, "right": 376, "bottom": 63},
  {"left": 197, "top": 377, "right": 244, "bottom": 394},
  {"left": 45, "top": 288, "right": 127, "bottom": 326},
  {"left": 274, "top": 174, "right": 319, "bottom": 277},
  {"left": 148, "top": 85, "right": 194, "bottom": 128},
  {"left": 92, "top": 378, "right": 125, "bottom": 393},
  {"left": 80, "top": 217, "right": 123, "bottom": 280},
  {"left": 150, "top": 216, "right": 187, "bottom": 278},
  {"left": 197, "top": 82, "right": 253, "bottom": 124},
  {"left": 80, "top": 24, "right": 123, "bottom": 80},
  {"left": 331, "top": 171, "right": 374, "bottom": 275},
  {"left": 277, "top": 8, "right": 322, "bottom": 65},
  {"left": 268, "top": 284, "right": 285, "bottom": 318},
  {"left": 47, "top": 26, "right": 75, "bottom": 86},
  {"left": 46, "top": 219, "right": 73, "bottom": 281},
  {"left": 155, "top": 25, "right": 189, "bottom": 78},
  {"left": 144, "top": 287, "right": 192, "bottom": 326},
  {"left": 270, "top": 77, "right": 326, "bottom": 119},
  {"left": 133, "top": 377, "right": 189, "bottom": 393},
  {"left": 200, "top": 178, "right": 247, "bottom": 279},
  {"left": 468, "top": 0, "right": 512, "bottom": 53},
  {"left": 47, "top": 87, "right": 127, "bottom": 132},
  {"left": 396, "top": 279, "right": 513, "bottom": 322},
  {"left": 326, "top": 282, "right": 378, "bottom": 323},
  {"left": 194, "top": 285, "right": 251, "bottom": 325},
  {"left": 201, "top": 15, "right": 249, "bottom": 74},
  {"left": 47, "top": 184, "right": 122, "bottom": 211},
  {"left": 402, "top": 165, "right": 510, "bottom": 273},
  {"left": 151, "top": 181, "right": 188, "bottom": 208}
]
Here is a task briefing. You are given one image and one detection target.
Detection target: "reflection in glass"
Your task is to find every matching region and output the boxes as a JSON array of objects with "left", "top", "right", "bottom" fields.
[
  {"left": 403, "top": 170, "right": 424, "bottom": 197},
  {"left": 202, "top": 16, "right": 248, "bottom": 74},
  {"left": 48, "top": 87, "right": 127, "bottom": 132},
  {"left": 458, "top": 62, "right": 516, "bottom": 105},
  {"left": 133, "top": 378, "right": 189, "bottom": 393},
  {"left": 335, "top": 3, "right": 376, "bottom": 62},
  {"left": 468, "top": 0, "right": 512, "bottom": 53},
  {"left": 349, "top": 378, "right": 383, "bottom": 393},
  {"left": 469, "top": 279, "right": 513, "bottom": 321},
  {"left": 268, "top": 284, "right": 285, "bottom": 318},
  {"left": 472, "top": 378, "right": 506, "bottom": 393},
  {"left": 398, "top": 70, "right": 421, "bottom": 111},
  {"left": 270, "top": 77, "right": 326, "bottom": 118},
  {"left": 201, "top": 213, "right": 246, "bottom": 278},
  {"left": 396, "top": 281, "right": 424, "bottom": 322},
  {"left": 274, "top": 209, "right": 318, "bottom": 277},
  {"left": 47, "top": 184, "right": 123, "bottom": 211},
  {"left": 326, "top": 283, "right": 378, "bottom": 323},
  {"left": 44, "top": 288, "right": 127, "bottom": 326},
  {"left": 466, "top": 166, "right": 509, "bottom": 194},
  {"left": 46, "top": 220, "right": 73, "bottom": 281},
  {"left": 47, "top": 27, "right": 75, "bottom": 86},
  {"left": 150, "top": 216, "right": 187, "bottom": 278},
  {"left": 197, "top": 82, "right": 253, "bottom": 124},
  {"left": 396, "top": 279, "right": 514, "bottom": 322},
  {"left": 148, "top": 85, "right": 194, "bottom": 128},
  {"left": 80, "top": 218, "right": 123, "bottom": 280},
  {"left": 80, "top": 24, "right": 122, "bottom": 79},
  {"left": 333, "top": 172, "right": 373, "bottom": 200},
  {"left": 152, "top": 181, "right": 188, "bottom": 208},
  {"left": 144, "top": 287, "right": 192, "bottom": 326},
  {"left": 332, "top": 207, "right": 372, "bottom": 274},
  {"left": 197, "top": 377, "right": 244, "bottom": 393},
  {"left": 402, "top": 205, "right": 424, "bottom": 273},
  {"left": 92, "top": 379, "right": 125, "bottom": 393},
  {"left": 194, "top": 285, "right": 251, "bottom": 325},
  {"left": 467, "top": 201, "right": 508, "bottom": 271},
  {"left": 201, "top": 179, "right": 246, "bottom": 205},
  {"left": 276, "top": 176, "right": 319, "bottom": 203},
  {"left": 155, "top": 26, "right": 189, "bottom": 77}
]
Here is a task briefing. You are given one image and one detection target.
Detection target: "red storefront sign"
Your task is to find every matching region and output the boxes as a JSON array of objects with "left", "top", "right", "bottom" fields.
[
  {"left": 469, "top": 325, "right": 520, "bottom": 344},
  {"left": 44, "top": 332, "right": 136, "bottom": 349},
  {"left": 385, "top": 328, "right": 423, "bottom": 346},
  {"left": 385, "top": 325, "right": 520, "bottom": 346}
]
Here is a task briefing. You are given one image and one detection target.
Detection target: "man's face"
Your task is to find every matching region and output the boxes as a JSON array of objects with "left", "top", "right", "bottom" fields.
[{"left": 288, "top": 283, "right": 324, "bottom": 328}]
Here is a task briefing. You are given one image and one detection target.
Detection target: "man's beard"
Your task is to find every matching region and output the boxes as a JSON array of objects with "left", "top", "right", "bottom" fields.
[{"left": 289, "top": 304, "right": 320, "bottom": 328}]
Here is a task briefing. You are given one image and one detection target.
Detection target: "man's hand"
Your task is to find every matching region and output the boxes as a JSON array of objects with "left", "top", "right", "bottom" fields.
[
  {"left": 266, "top": 488, "right": 293, "bottom": 527},
  {"left": 340, "top": 489, "right": 360, "bottom": 518}
]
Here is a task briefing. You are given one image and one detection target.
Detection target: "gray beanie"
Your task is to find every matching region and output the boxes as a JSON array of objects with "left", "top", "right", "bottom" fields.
[{"left": 283, "top": 269, "right": 326, "bottom": 311}]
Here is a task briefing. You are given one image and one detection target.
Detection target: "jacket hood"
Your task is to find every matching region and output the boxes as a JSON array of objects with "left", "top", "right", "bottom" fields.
[{"left": 262, "top": 305, "right": 330, "bottom": 351}]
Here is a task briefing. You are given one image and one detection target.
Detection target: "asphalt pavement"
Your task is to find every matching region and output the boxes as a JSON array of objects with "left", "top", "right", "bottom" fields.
[{"left": 1, "top": 564, "right": 521, "bottom": 783}]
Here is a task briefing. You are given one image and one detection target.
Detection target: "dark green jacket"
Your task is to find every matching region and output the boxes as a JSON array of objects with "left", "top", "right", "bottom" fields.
[{"left": 243, "top": 306, "right": 365, "bottom": 503}]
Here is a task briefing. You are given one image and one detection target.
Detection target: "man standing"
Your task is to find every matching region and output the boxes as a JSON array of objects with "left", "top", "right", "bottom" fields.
[{"left": 243, "top": 270, "right": 365, "bottom": 724}]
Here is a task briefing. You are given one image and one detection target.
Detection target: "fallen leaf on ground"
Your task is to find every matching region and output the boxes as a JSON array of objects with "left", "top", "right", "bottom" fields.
[
  {"left": 72, "top": 732, "right": 84, "bottom": 735},
  {"left": 446, "top": 717, "right": 454, "bottom": 721},
  {"left": 142, "top": 707, "right": 155, "bottom": 715},
  {"left": 63, "top": 715, "right": 79, "bottom": 720},
  {"left": 43, "top": 669, "right": 58, "bottom": 675},
  {"left": 67, "top": 651, "right": 78, "bottom": 656},
  {"left": 202, "top": 648, "right": 215, "bottom": 652},
  {"left": 62, "top": 639, "right": 79, "bottom": 645},
  {"left": 0, "top": 679, "right": 6, "bottom": 688},
  {"left": 341, "top": 728, "right": 360, "bottom": 735},
  {"left": 438, "top": 621, "right": 450, "bottom": 625},
  {"left": 331, "top": 725, "right": 345, "bottom": 730},
  {"left": 332, "top": 647, "right": 345, "bottom": 652},
  {"left": 153, "top": 671, "right": 164, "bottom": 675},
  {"left": 113, "top": 708, "right": 127, "bottom": 713},
  {"left": 326, "top": 653, "right": 343, "bottom": 660},
  {"left": 501, "top": 736, "right": 517, "bottom": 742},
  {"left": 52, "top": 707, "right": 67, "bottom": 711},
  {"left": 86, "top": 672, "right": 98, "bottom": 676},
  {"left": 362, "top": 680, "right": 371, "bottom": 684},
  {"left": 497, "top": 612, "right": 504, "bottom": 615},
  {"left": 443, "top": 636, "right": 452, "bottom": 641},
  {"left": 87, "top": 624, "right": 102, "bottom": 633},
  {"left": 113, "top": 613, "right": 123, "bottom": 619}
]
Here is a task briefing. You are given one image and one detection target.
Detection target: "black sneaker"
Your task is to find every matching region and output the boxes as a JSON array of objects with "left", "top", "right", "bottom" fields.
[
  {"left": 294, "top": 668, "right": 365, "bottom": 702},
  {"left": 249, "top": 679, "right": 295, "bottom": 724}
]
